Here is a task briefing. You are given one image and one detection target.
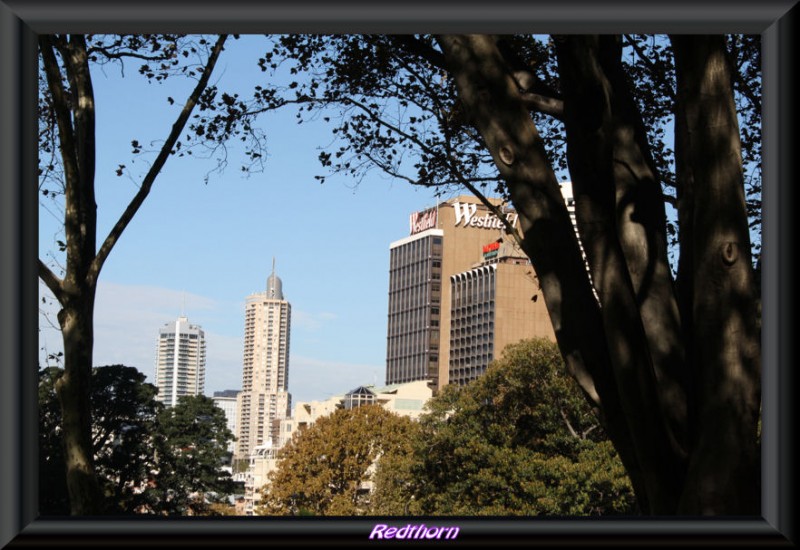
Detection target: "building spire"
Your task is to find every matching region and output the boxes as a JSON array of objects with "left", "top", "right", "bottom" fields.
[{"left": 267, "top": 257, "right": 284, "bottom": 300}]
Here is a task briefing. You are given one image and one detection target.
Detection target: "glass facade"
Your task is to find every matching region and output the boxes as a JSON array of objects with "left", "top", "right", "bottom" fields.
[{"left": 386, "top": 231, "right": 443, "bottom": 386}]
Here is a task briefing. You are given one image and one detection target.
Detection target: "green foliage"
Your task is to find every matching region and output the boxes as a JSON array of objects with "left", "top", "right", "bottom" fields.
[
  {"left": 153, "top": 395, "right": 236, "bottom": 515},
  {"left": 39, "top": 366, "right": 236, "bottom": 515},
  {"left": 372, "top": 339, "right": 636, "bottom": 516},
  {"left": 39, "top": 365, "right": 163, "bottom": 514},
  {"left": 258, "top": 405, "right": 418, "bottom": 516}
]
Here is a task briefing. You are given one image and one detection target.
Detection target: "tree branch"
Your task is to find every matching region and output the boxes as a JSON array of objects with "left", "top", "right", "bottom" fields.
[
  {"left": 39, "top": 36, "right": 80, "bottom": 205},
  {"left": 39, "top": 259, "right": 64, "bottom": 303},
  {"left": 388, "top": 35, "right": 447, "bottom": 70},
  {"left": 622, "top": 34, "right": 676, "bottom": 102},
  {"left": 560, "top": 408, "right": 579, "bottom": 439},
  {"left": 88, "top": 35, "right": 228, "bottom": 288}
]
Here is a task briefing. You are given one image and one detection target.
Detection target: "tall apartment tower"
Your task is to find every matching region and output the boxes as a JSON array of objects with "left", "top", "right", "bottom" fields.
[
  {"left": 235, "top": 263, "right": 292, "bottom": 460},
  {"left": 154, "top": 315, "right": 206, "bottom": 407}
]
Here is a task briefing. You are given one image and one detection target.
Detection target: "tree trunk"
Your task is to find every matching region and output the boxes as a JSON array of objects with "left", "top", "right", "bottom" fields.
[
  {"left": 439, "top": 33, "right": 760, "bottom": 515},
  {"left": 38, "top": 34, "right": 227, "bottom": 515},
  {"left": 672, "top": 35, "right": 761, "bottom": 515},
  {"left": 436, "top": 34, "right": 649, "bottom": 512},
  {"left": 40, "top": 34, "right": 104, "bottom": 515},
  {"left": 55, "top": 293, "right": 103, "bottom": 514},
  {"left": 554, "top": 35, "right": 688, "bottom": 513}
]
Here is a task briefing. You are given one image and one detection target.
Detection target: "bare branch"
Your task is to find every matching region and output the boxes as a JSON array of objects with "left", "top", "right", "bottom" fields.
[
  {"left": 520, "top": 92, "right": 563, "bottom": 118},
  {"left": 39, "top": 259, "right": 64, "bottom": 303},
  {"left": 89, "top": 35, "right": 228, "bottom": 288},
  {"left": 560, "top": 408, "right": 579, "bottom": 439}
]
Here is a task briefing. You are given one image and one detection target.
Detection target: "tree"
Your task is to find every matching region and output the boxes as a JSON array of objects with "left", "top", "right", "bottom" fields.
[
  {"left": 39, "top": 365, "right": 162, "bottom": 515},
  {"left": 153, "top": 395, "right": 236, "bottom": 516},
  {"left": 259, "top": 405, "right": 418, "bottom": 516},
  {"left": 37, "top": 34, "right": 230, "bottom": 514},
  {"left": 230, "top": 34, "right": 760, "bottom": 514},
  {"left": 372, "top": 339, "right": 635, "bottom": 516},
  {"left": 40, "top": 366, "right": 236, "bottom": 516}
]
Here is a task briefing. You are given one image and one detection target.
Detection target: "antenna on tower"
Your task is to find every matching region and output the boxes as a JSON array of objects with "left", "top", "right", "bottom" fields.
[
  {"left": 272, "top": 256, "right": 276, "bottom": 276},
  {"left": 181, "top": 291, "right": 186, "bottom": 317}
]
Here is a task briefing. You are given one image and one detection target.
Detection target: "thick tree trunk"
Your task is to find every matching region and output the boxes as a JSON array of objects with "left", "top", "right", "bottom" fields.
[
  {"left": 40, "top": 34, "right": 104, "bottom": 515},
  {"left": 554, "top": 35, "right": 688, "bottom": 513},
  {"left": 672, "top": 35, "right": 761, "bottom": 515},
  {"left": 55, "top": 293, "right": 103, "bottom": 515},
  {"left": 436, "top": 34, "right": 649, "bottom": 512},
  {"left": 440, "top": 33, "right": 759, "bottom": 516}
]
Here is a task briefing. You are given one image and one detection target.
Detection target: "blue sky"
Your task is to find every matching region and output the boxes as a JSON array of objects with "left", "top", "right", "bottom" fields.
[{"left": 38, "top": 36, "right": 445, "bottom": 403}]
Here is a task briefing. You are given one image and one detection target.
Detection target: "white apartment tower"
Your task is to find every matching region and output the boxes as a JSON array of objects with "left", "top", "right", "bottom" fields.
[
  {"left": 235, "top": 262, "right": 292, "bottom": 460},
  {"left": 154, "top": 315, "right": 206, "bottom": 407}
]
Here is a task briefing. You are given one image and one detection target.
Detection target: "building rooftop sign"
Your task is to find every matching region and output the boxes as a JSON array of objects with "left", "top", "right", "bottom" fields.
[
  {"left": 452, "top": 201, "right": 518, "bottom": 231},
  {"left": 409, "top": 207, "right": 438, "bottom": 235}
]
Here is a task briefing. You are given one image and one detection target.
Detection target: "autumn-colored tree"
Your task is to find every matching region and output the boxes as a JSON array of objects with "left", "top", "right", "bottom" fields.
[
  {"left": 372, "top": 339, "right": 635, "bottom": 516},
  {"left": 259, "top": 404, "right": 418, "bottom": 516}
]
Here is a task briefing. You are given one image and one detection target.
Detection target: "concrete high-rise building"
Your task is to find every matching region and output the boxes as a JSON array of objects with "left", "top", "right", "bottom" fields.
[
  {"left": 212, "top": 390, "right": 240, "bottom": 454},
  {"left": 154, "top": 315, "right": 206, "bottom": 407},
  {"left": 235, "top": 263, "right": 292, "bottom": 460},
  {"left": 449, "top": 239, "right": 555, "bottom": 386},
  {"left": 387, "top": 191, "right": 571, "bottom": 390}
]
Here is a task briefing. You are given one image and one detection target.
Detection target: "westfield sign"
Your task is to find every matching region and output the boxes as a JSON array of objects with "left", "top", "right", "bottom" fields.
[
  {"left": 452, "top": 202, "right": 518, "bottom": 230},
  {"left": 409, "top": 208, "right": 438, "bottom": 235}
]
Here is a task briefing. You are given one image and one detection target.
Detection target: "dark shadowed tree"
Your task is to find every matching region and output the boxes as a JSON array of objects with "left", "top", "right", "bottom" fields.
[
  {"left": 37, "top": 34, "right": 230, "bottom": 514},
  {"left": 152, "top": 395, "right": 236, "bottom": 516},
  {"left": 215, "top": 34, "right": 761, "bottom": 515},
  {"left": 39, "top": 365, "right": 162, "bottom": 515}
]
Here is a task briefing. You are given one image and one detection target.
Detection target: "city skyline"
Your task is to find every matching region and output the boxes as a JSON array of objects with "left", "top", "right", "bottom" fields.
[{"left": 36, "top": 36, "right": 447, "bottom": 404}]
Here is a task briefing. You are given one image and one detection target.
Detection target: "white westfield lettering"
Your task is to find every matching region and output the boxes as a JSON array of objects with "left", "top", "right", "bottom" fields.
[{"left": 452, "top": 202, "right": 517, "bottom": 230}]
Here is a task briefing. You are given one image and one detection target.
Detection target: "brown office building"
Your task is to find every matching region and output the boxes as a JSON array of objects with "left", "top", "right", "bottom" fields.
[
  {"left": 449, "top": 239, "right": 555, "bottom": 386},
  {"left": 386, "top": 194, "right": 556, "bottom": 390}
]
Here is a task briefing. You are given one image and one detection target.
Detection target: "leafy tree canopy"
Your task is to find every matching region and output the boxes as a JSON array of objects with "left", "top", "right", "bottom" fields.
[
  {"left": 153, "top": 394, "right": 237, "bottom": 515},
  {"left": 39, "top": 366, "right": 236, "bottom": 515},
  {"left": 372, "top": 339, "right": 636, "bottom": 516},
  {"left": 259, "top": 404, "right": 418, "bottom": 516}
]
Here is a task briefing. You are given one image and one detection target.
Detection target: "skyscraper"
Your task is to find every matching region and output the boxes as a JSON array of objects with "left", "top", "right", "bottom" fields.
[
  {"left": 387, "top": 195, "right": 519, "bottom": 389},
  {"left": 154, "top": 315, "right": 206, "bottom": 407},
  {"left": 235, "top": 262, "right": 292, "bottom": 460},
  {"left": 387, "top": 191, "right": 572, "bottom": 390},
  {"left": 212, "top": 390, "right": 240, "bottom": 454}
]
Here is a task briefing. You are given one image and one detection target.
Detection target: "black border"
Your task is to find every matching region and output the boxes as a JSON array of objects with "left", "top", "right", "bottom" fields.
[{"left": 2, "top": 1, "right": 796, "bottom": 547}]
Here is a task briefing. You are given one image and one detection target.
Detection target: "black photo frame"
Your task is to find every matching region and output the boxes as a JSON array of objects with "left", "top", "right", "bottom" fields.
[{"left": 2, "top": 1, "right": 796, "bottom": 546}]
